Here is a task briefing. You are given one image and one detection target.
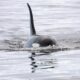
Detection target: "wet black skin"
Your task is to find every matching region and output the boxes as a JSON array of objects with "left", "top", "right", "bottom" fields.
[
  {"left": 26, "top": 35, "right": 56, "bottom": 47},
  {"left": 26, "top": 3, "right": 57, "bottom": 48}
]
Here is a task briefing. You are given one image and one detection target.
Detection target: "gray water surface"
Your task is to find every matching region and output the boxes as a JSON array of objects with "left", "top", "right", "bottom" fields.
[{"left": 0, "top": 0, "right": 80, "bottom": 80}]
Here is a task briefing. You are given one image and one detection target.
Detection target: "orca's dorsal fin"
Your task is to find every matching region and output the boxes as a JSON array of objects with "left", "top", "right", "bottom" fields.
[{"left": 27, "top": 3, "right": 36, "bottom": 35}]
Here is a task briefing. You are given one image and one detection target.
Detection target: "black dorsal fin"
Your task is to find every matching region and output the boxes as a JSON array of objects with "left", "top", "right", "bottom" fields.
[{"left": 27, "top": 3, "right": 36, "bottom": 35}]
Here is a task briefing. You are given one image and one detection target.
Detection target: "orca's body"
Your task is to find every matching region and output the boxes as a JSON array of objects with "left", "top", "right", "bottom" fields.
[{"left": 26, "top": 3, "right": 57, "bottom": 48}]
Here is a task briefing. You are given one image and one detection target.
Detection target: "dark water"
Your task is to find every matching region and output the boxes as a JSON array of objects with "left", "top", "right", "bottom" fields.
[{"left": 0, "top": 0, "right": 80, "bottom": 80}]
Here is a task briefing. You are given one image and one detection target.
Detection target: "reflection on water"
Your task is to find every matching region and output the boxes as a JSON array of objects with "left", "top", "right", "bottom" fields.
[
  {"left": 0, "top": 50, "right": 80, "bottom": 80},
  {"left": 30, "top": 53, "right": 38, "bottom": 73},
  {"left": 29, "top": 52, "right": 57, "bottom": 73}
]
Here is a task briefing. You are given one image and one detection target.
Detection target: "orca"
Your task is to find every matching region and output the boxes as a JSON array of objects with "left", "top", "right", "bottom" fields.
[{"left": 26, "top": 3, "right": 57, "bottom": 48}]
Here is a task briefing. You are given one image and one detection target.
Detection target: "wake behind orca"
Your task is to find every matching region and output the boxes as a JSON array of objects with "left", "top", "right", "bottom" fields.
[{"left": 26, "top": 3, "right": 57, "bottom": 48}]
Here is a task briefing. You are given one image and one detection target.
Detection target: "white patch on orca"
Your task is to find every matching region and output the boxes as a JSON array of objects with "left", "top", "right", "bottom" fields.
[{"left": 32, "top": 43, "right": 40, "bottom": 48}]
